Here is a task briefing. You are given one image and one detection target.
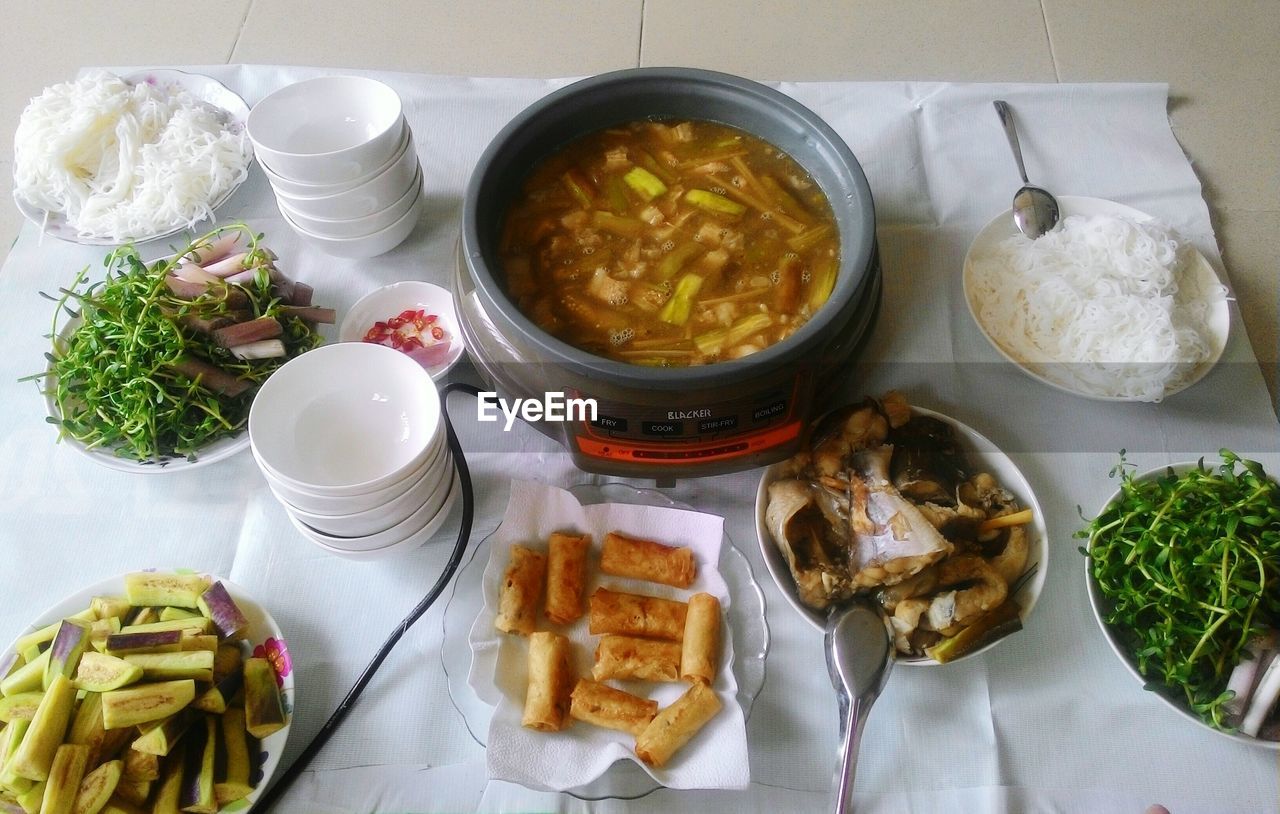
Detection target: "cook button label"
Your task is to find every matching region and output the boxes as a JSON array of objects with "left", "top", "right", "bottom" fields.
[
  {"left": 753, "top": 400, "right": 787, "bottom": 422},
  {"left": 698, "top": 415, "right": 738, "bottom": 434},
  {"left": 642, "top": 421, "right": 683, "bottom": 437}
]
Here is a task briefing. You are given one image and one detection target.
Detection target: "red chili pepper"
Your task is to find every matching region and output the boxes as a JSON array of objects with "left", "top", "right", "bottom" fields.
[{"left": 361, "top": 308, "right": 450, "bottom": 360}]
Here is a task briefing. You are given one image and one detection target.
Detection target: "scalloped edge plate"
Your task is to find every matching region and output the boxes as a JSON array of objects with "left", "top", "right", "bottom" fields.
[{"left": 440, "top": 481, "right": 768, "bottom": 801}]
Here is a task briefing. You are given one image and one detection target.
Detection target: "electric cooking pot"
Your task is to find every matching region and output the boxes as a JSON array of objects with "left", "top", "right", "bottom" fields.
[{"left": 454, "top": 67, "right": 881, "bottom": 479}]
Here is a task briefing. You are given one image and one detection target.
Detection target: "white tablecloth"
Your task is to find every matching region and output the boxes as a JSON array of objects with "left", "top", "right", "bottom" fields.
[{"left": 1, "top": 66, "right": 1277, "bottom": 814}]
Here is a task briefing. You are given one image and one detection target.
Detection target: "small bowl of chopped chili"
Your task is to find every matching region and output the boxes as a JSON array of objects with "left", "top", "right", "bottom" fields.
[{"left": 340, "top": 281, "right": 464, "bottom": 379}]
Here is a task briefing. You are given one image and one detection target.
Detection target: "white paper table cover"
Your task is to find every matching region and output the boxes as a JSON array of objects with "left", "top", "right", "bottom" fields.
[{"left": 0, "top": 66, "right": 1277, "bottom": 814}]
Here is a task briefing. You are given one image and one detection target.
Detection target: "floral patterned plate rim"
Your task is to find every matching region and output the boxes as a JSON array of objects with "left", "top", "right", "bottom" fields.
[
  {"left": 13, "top": 69, "right": 253, "bottom": 246},
  {"left": 0, "top": 569, "right": 293, "bottom": 812}
]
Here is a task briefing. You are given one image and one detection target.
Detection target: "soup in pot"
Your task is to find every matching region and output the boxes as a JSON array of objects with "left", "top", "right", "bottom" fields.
[{"left": 498, "top": 120, "right": 839, "bottom": 366}]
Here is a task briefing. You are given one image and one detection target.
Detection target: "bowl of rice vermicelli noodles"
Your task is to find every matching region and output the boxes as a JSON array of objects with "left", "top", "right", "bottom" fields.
[
  {"left": 12, "top": 69, "right": 253, "bottom": 245},
  {"left": 962, "top": 195, "right": 1229, "bottom": 402}
]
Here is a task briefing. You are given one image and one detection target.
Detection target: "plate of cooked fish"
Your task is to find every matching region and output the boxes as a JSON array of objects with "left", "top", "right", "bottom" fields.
[{"left": 755, "top": 391, "right": 1048, "bottom": 664}]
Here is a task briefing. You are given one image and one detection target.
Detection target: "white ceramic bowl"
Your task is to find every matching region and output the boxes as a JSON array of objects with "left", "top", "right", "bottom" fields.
[
  {"left": 755, "top": 404, "right": 1048, "bottom": 666},
  {"left": 282, "top": 441, "right": 452, "bottom": 537},
  {"left": 249, "top": 342, "right": 441, "bottom": 494},
  {"left": 281, "top": 186, "right": 424, "bottom": 258},
  {"left": 287, "top": 451, "right": 455, "bottom": 550},
  {"left": 264, "top": 126, "right": 418, "bottom": 211},
  {"left": 278, "top": 164, "right": 422, "bottom": 240},
  {"left": 338, "top": 281, "right": 465, "bottom": 380},
  {"left": 1084, "top": 461, "right": 1280, "bottom": 750},
  {"left": 259, "top": 427, "right": 443, "bottom": 512},
  {"left": 288, "top": 466, "right": 461, "bottom": 560},
  {"left": 248, "top": 76, "right": 404, "bottom": 185},
  {"left": 276, "top": 426, "right": 446, "bottom": 516}
]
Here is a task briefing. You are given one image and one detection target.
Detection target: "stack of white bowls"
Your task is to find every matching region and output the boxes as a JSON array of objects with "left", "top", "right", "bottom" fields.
[
  {"left": 248, "top": 76, "right": 424, "bottom": 258},
  {"left": 248, "top": 343, "right": 458, "bottom": 560}
]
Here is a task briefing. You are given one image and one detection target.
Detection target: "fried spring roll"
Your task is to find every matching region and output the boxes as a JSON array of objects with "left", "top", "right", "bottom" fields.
[
  {"left": 634, "top": 681, "right": 722, "bottom": 767},
  {"left": 545, "top": 532, "right": 591, "bottom": 625},
  {"left": 494, "top": 546, "right": 547, "bottom": 636},
  {"left": 680, "top": 593, "right": 722, "bottom": 685},
  {"left": 522, "top": 632, "right": 574, "bottom": 732},
  {"left": 600, "top": 532, "right": 696, "bottom": 588},
  {"left": 588, "top": 588, "right": 688, "bottom": 642},
  {"left": 592, "top": 635, "right": 682, "bottom": 683},
  {"left": 569, "top": 679, "right": 658, "bottom": 736}
]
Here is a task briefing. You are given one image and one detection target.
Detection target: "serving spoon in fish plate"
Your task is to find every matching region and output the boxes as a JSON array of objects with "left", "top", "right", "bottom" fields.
[{"left": 826, "top": 598, "right": 895, "bottom": 814}]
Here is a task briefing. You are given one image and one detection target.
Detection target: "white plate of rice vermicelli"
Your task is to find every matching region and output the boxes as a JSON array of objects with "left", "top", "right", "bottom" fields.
[
  {"left": 962, "top": 195, "right": 1229, "bottom": 402},
  {"left": 12, "top": 69, "right": 253, "bottom": 246}
]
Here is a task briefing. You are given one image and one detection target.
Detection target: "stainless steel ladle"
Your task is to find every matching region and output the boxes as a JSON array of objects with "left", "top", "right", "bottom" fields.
[{"left": 825, "top": 599, "right": 894, "bottom": 814}]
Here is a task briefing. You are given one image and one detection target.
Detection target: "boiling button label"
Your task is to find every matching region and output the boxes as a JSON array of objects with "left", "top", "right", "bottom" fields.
[{"left": 752, "top": 400, "right": 787, "bottom": 422}]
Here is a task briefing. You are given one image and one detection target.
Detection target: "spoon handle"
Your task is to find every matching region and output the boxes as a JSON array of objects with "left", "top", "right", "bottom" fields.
[
  {"left": 833, "top": 697, "right": 862, "bottom": 814},
  {"left": 993, "top": 100, "right": 1031, "bottom": 185}
]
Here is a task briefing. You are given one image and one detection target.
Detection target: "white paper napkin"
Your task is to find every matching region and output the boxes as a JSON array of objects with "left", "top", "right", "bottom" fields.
[{"left": 467, "top": 479, "right": 749, "bottom": 791}]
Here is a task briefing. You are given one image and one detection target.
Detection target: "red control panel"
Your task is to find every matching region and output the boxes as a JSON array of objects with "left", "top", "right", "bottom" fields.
[{"left": 567, "top": 378, "right": 806, "bottom": 467}]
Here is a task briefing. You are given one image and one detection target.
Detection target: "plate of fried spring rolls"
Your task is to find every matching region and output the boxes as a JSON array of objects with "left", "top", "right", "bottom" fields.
[{"left": 450, "top": 480, "right": 763, "bottom": 794}]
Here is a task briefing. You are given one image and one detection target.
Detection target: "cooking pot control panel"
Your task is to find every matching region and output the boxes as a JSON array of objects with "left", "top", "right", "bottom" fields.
[{"left": 570, "top": 382, "right": 803, "bottom": 465}]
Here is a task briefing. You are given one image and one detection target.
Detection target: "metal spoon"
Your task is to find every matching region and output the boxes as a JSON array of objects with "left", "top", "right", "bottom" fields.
[
  {"left": 993, "top": 100, "right": 1060, "bottom": 239},
  {"left": 826, "top": 600, "right": 894, "bottom": 814}
]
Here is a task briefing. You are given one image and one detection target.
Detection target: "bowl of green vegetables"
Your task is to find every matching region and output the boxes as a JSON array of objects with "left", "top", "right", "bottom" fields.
[
  {"left": 1079, "top": 451, "right": 1280, "bottom": 748},
  {"left": 28, "top": 225, "right": 334, "bottom": 472}
]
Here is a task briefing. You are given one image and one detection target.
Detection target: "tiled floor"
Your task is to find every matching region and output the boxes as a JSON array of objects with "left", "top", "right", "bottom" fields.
[{"left": 2, "top": 0, "right": 1275, "bottom": 404}]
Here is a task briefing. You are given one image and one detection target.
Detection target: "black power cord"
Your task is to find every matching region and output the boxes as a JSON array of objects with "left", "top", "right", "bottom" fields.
[{"left": 255, "top": 381, "right": 482, "bottom": 811}]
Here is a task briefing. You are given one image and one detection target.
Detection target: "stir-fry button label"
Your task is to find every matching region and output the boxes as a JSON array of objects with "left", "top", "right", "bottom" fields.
[{"left": 698, "top": 416, "right": 738, "bottom": 434}]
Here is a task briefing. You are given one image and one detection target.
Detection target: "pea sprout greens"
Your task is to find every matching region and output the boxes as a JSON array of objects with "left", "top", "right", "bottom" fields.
[
  {"left": 1078, "top": 450, "right": 1280, "bottom": 730},
  {"left": 20, "top": 224, "right": 325, "bottom": 465}
]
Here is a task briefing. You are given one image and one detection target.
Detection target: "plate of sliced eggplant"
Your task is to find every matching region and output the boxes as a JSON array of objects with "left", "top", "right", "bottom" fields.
[
  {"left": 755, "top": 391, "right": 1048, "bottom": 665},
  {"left": 0, "top": 571, "right": 292, "bottom": 811}
]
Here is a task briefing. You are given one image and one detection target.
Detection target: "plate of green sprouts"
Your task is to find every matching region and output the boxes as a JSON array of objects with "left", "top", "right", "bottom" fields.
[{"left": 24, "top": 224, "right": 335, "bottom": 472}]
